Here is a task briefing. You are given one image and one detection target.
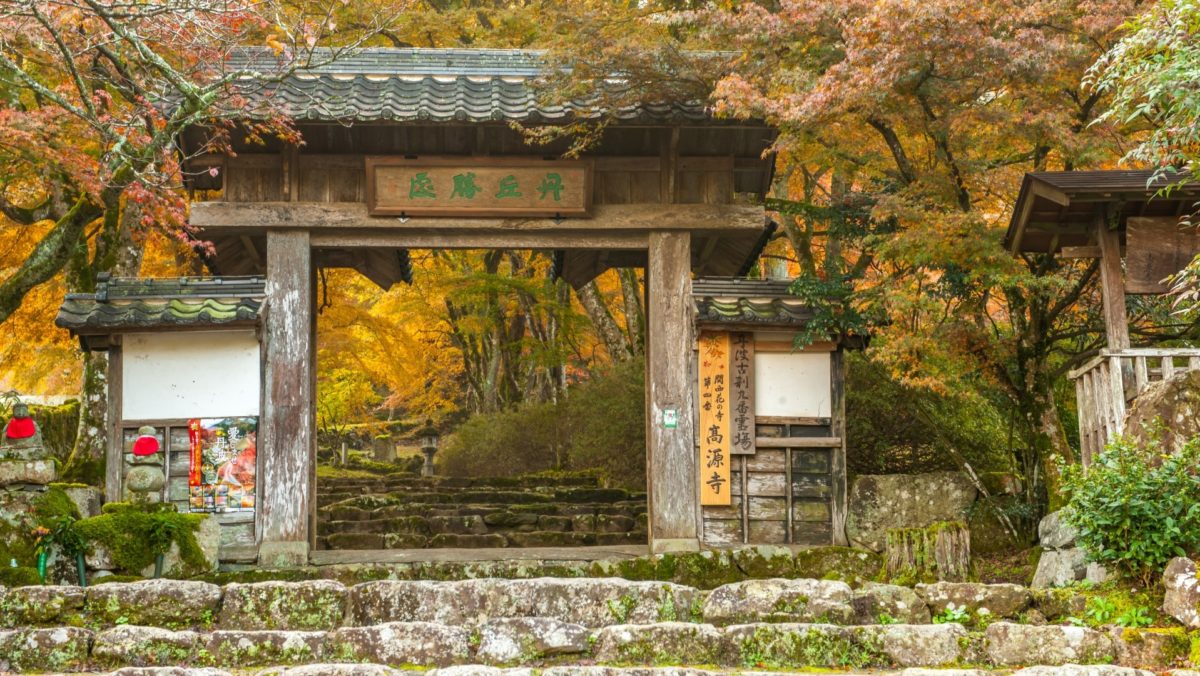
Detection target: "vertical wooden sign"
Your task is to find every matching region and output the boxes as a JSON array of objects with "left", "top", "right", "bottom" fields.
[
  {"left": 699, "top": 331, "right": 731, "bottom": 506},
  {"left": 730, "top": 332, "right": 756, "bottom": 455}
]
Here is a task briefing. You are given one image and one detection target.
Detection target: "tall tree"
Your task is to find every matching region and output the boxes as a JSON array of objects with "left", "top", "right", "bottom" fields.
[{"left": 0, "top": 0, "right": 404, "bottom": 470}]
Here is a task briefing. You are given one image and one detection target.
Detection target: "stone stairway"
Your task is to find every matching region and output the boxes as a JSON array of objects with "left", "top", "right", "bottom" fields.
[
  {"left": 316, "top": 474, "right": 648, "bottom": 550},
  {"left": 0, "top": 576, "right": 1189, "bottom": 674}
]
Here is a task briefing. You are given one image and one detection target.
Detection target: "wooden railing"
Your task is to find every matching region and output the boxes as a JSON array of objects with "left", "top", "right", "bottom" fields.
[{"left": 1069, "top": 348, "right": 1200, "bottom": 464}]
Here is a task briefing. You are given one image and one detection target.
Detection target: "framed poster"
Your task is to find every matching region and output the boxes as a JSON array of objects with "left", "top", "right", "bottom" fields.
[{"left": 187, "top": 417, "right": 257, "bottom": 513}]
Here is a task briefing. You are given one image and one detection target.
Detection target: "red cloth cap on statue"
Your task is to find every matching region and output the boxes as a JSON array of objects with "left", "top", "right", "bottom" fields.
[
  {"left": 132, "top": 435, "right": 160, "bottom": 456},
  {"left": 5, "top": 417, "right": 35, "bottom": 439}
]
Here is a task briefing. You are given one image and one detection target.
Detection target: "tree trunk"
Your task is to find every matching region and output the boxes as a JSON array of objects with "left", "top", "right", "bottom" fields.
[
  {"left": 1035, "top": 384, "right": 1075, "bottom": 512},
  {"left": 65, "top": 204, "right": 145, "bottom": 478},
  {"left": 576, "top": 279, "right": 630, "bottom": 360},
  {"left": 618, "top": 268, "right": 645, "bottom": 354}
]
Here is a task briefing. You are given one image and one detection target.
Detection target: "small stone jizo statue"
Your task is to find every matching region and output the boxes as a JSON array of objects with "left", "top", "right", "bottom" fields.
[
  {"left": 125, "top": 425, "right": 165, "bottom": 502},
  {"left": 1, "top": 402, "right": 46, "bottom": 461}
]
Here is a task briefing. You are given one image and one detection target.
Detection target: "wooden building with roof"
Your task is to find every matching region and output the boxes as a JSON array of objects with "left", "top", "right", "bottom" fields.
[
  {"left": 53, "top": 48, "right": 859, "bottom": 565},
  {"left": 1006, "top": 169, "right": 1200, "bottom": 462}
]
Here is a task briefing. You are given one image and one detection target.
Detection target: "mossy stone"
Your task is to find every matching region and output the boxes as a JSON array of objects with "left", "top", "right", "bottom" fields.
[{"left": 794, "top": 546, "right": 883, "bottom": 585}]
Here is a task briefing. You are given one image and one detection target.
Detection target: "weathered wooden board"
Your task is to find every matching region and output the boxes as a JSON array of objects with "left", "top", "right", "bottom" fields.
[
  {"left": 793, "top": 500, "right": 831, "bottom": 522},
  {"left": 366, "top": 157, "right": 593, "bottom": 217},
  {"left": 793, "top": 522, "right": 833, "bottom": 545},
  {"left": 698, "top": 331, "right": 732, "bottom": 506},
  {"left": 747, "top": 496, "right": 788, "bottom": 521},
  {"left": 730, "top": 332, "right": 756, "bottom": 455},
  {"left": 793, "top": 474, "right": 832, "bottom": 498},
  {"left": 1127, "top": 216, "right": 1200, "bottom": 294},
  {"left": 793, "top": 449, "right": 831, "bottom": 473},
  {"left": 259, "top": 230, "right": 314, "bottom": 566},
  {"left": 647, "top": 231, "right": 699, "bottom": 547},
  {"left": 744, "top": 449, "right": 785, "bottom": 472},
  {"left": 747, "top": 520, "right": 786, "bottom": 544},
  {"left": 747, "top": 472, "right": 788, "bottom": 497},
  {"left": 703, "top": 518, "right": 742, "bottom": 546}
]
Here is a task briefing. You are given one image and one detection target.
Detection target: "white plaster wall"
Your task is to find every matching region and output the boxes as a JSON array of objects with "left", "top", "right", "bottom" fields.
[
  {"left": 754, "top": 351, "right": 831, "bottom": 418},
  {"left": 122, "top": 331, "right": 260, "bottom": 420}
]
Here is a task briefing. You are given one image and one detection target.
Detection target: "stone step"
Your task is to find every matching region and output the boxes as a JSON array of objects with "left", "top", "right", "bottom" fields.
[
  {"left": 318, "top": 475, "right": 602, "bottom": 491},
  {"left": 0, "top": 619, "right": 1180, "bottom": 672},
  {"left": 75, "top": 666, "right": 1170, "bottom": 676},
  {"left": 316, "top": 530, "right": 649, "bottom": 550},
  {"left": 0, "top": 578, "right": 1099, "bottom": 632},
  {"left": 316, "top": 488, "right": 644, "bottom": 508},
  {"left": 318, "top": 501, "right": 647, "bottom": 522},
  {"left": 318, "top": 513, "right": 644, "bottom": 536}
]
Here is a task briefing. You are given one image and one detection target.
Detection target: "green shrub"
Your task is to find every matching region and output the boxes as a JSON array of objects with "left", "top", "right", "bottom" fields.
[
  {"left": 1061, "top": 435, "right": 1200, "bottom": 585},
  {"left": 845, "top": 353, "right": 1010, "bottom": 475},
  {"left": 437, "top": 357, "right": 645, "bottom": 490},
  {"left": 563, "top": 357, "right": 645, "bottom": 490},
  {"left": 436, "top": 400, "right": 567, "bottom": 480}
]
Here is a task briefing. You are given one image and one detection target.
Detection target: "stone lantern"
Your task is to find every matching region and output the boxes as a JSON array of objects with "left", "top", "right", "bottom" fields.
[{"left": 418, "top": 419, "right": 439, "bottom": 478}]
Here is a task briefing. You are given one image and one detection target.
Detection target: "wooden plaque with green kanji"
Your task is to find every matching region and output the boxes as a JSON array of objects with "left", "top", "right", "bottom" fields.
[{"left": 366, "top": 156, "right": 593, "bottom": 217}]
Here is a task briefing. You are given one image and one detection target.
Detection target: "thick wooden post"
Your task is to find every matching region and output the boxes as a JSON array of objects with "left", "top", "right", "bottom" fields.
[
  {"left": 1095, "top": 206, "right": 1130, "bottom": 350},
  {"left": 259, "top": 229, "right": 314, "bottom": 567},
  {"left": 646, "top": 230, "right": 700, "bottom": 553}
]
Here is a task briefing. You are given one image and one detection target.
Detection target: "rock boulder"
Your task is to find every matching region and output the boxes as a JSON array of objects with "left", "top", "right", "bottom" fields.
[
  {"left": 845, "top": 472, "right": 977, "bottom": 552},
  {"left": 1164, "top": 557, "right": 1200, "bottom": 628}
]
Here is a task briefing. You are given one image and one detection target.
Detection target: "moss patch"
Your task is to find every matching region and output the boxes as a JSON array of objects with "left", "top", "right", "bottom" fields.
[{"left": 74, "top": 502, "right": 206, "bottom": 575}]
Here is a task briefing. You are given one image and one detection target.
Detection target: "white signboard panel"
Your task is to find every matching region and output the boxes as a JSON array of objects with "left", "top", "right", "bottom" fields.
[
  {"left": 122, "top": 331, "right": 260, "bottom": 420},
  {"left": 753, "top": 351, "right": 831, "bottom": 418}
]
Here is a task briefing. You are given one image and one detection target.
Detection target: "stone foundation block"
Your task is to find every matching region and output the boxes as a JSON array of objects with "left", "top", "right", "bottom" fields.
[
  {"left": 850, "top": 624, "right": 967, "bottom": 667},
  {"left": 202, "top": 630, "right": 327, "bottom": 666},
  {"left": 1111, "top": 627, "right": 1190, "bottom": 669},
  {"left": 348, "top": 578, "right": 699, "bottom": 628},
  {"left": 106, "top": 668, "right": 233, "bottom": 676},
  {"left": 986, "top": 622, "right": 1115, "bottom": 666},
  {"left": 429, "top": 533, "right": 507, "bottom": 548},
  {"left": 429, "top": 515, "right": 488, "bottom": 535},
  {"left": 849, "top": 582, "right": 931, "bottom": 624},
  {"left": 916, "top": 581, "right": 1032, "bottom": 618},
  {"left": 255, "top": 666, "right": 399, "bottom": 675},
  {"left": 328, "top": 621, "right": 470, "bottom": 667},
  {"left": 702, "top": 578, "right": 853, "bottom": 625},
  {"left": 725, "top": 623, "right": 876, "bottom": 669},
  {"left": 0, "top": 584, "right": 85, "bottom": 626},
  {"left": 476, "top": 617, "right": 590, "bottom": 664},
  {"left": 1013, "top": 667, "right": 1154, "bottom": 676},
  {"left": 219, "top": 580, "right": 347, "bottom": 630},
  {"left": 591, "top": 622, "right": 726, "bottom": 665},
  {"left": 0, "top": 458, "right": 56, "bottom": 486},
  {"left": 1032, "top": 548, "right": 1089, "bottom": 588},
  {"left": 0, "top": 626, "right": 92, "bottom": 672},
  {"left": 93, "top": 625, "right": 199, "bottom": 667},
  {"left": 86, "top": 579, "right": 222, "bottom": 629},
  {"left": 1033, "top": 588, "right": 1088, "bottom": 621},
  {"left": 1164, "top": 557, "right": 1200, "bottom": 628}
]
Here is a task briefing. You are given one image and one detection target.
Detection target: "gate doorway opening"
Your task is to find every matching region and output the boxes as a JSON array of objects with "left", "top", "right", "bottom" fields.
[{"left": 309, "top": 252, "right": 650, "bottom": 561}]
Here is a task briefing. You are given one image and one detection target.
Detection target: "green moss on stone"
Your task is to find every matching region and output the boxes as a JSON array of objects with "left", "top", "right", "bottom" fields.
[
  {"left": 793, "top": 546, "right": 883, "bottom": 585},
  {"left": 74, "top": 502, "right": 206, "bottom": 575}
]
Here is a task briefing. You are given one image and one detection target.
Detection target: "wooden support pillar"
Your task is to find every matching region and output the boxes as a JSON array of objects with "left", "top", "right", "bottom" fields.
[
  {"left": 259, "top": 229, "right": 314, "bottom": 567},
  {"left": 1095, "top": 206, "right": 1130, "bottom": 350},
  {"left": 646, "top": 230, "right": 700, "bottom": 553}
]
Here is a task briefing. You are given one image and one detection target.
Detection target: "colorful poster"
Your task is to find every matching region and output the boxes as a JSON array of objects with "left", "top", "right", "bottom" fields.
[
  {"left": 187, "top": 417, "right": 257, "bottom": 513},
  {"left": 699, "top": 331, "right": 732, "bottom": 506}
]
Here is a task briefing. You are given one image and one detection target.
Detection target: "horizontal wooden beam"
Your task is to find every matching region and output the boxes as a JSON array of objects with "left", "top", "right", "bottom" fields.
[
  {"left": 310, "top": 231, "right": 650, "bottom": 250},
  {"left": 755, "top": 437, "right": 842, "bottom": 448},
  {"left": 191, "top": 201, "right": 767, "bottom": 233},
  {"left": 1060, "top": 245, "right": 1101, "bottom": 258}
]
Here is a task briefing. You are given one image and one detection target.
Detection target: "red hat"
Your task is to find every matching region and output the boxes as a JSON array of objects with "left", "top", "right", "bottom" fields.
[{"left": 5, "top": 417, "right": 35, "bottom": 440}]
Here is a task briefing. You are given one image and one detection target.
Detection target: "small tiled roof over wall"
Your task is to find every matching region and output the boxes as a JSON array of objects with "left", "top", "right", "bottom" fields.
[
  {"left": 56, "top": 276, "right": 264, "bottom": 350},
  {"left": 692, "top": 278, "right": 813, "bottom": 328}
]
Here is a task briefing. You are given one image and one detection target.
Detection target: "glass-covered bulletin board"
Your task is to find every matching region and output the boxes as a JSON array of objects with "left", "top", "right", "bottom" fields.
[{"left": 187, "top": 417, "right": 257, "bottom": 513}]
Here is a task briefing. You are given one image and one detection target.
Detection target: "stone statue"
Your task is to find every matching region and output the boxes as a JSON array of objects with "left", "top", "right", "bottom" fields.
[
  {"left": 1, "top": 402, "right": 46, "bottom": 461},
  {"left": 125, "top": 425, "right": 165, "bottom": 502}
]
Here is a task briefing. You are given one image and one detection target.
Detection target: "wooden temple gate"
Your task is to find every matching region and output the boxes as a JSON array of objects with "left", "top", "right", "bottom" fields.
[
  {"left": 1006, "top": 170, "right": 1200, "bottom": 464},
  {"left": 176, "top": 49, "right": 779, "bottom": 565}
]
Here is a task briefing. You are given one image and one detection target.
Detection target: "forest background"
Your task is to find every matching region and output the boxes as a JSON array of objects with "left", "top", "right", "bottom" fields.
[{"left": 1, "top": 0, "right": 1196, "bottom": 545}]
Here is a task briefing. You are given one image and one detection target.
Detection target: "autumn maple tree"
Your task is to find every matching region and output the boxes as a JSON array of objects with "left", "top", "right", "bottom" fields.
[{"left": 0, "top": 0, "right": 406, "bottom": 469}]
